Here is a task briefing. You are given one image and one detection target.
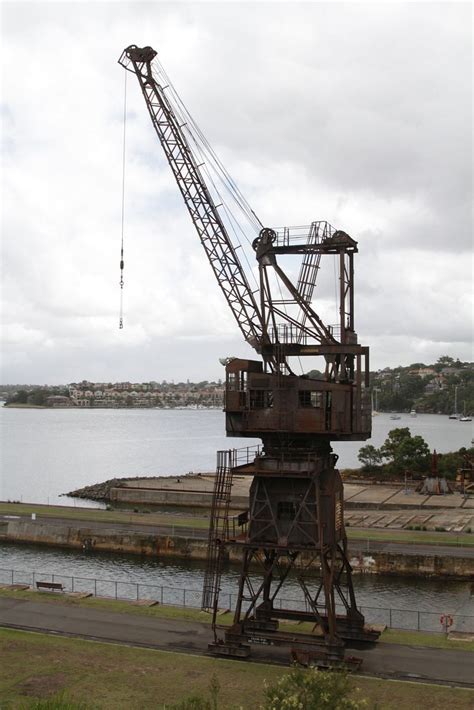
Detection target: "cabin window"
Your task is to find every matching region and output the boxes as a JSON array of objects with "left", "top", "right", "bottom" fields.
[
  {"left": 250, "top": 390, "right": 273, "bottom": 409},
  {"left": 227, "top": 371, "right": 247, "bottom": 391},
  {"left": 227, "top": 373, "right": 238, "bottom": 390},
  {"left": 277, "top": 501, "right": 296, "bottom": 521},
  {"left": 299, "top": 391, "right": 322, "bottom": 408}
]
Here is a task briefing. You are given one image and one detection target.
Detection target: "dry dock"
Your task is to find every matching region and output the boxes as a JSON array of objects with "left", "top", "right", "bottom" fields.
[
  {"left": 104, "top": 474, "right": 474, "bottom": 532},
  {"left": 1, "top": 501, "right": 473, "bottom": 580}
]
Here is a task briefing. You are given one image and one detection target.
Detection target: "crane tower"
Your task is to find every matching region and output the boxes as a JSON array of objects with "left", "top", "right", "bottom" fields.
[{"left": 119, "top": 44, "right": 379, "bottom": 666}]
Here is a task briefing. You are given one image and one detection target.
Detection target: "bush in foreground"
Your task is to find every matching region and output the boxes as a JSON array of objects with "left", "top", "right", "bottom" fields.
[{"left": 261, "top": 667, "right": 367, "bottom": 710}]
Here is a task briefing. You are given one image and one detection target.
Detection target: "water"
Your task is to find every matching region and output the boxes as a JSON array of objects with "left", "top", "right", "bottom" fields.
[
  {"left": 1, "top": 542, "right": 473, "bottom": 632},
  {"left": 2, "top": 410, "right": 472, "bottom": 633},
  {"left": 0, "top": 408, "right": 472, "bottom": 506}
]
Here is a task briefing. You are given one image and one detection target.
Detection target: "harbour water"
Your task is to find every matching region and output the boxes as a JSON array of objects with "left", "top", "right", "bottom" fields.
[
  {"left": 1, "top": 407, "right": 472, "bottom": 506},
  {"left": 1, "top": 407, "right": 473, "bottom": 624},
  {"left": 1, "top": 542, "right": 473, "bottom": 626}
]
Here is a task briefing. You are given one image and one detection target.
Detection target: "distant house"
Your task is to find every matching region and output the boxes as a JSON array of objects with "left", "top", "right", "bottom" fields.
[
  {"left": 46, "top": 395, "right": 73, "bottom": 408},
  {"left": 440, "top": 367, "right": 465, "bottom": 377},
  {"left": 408, "top": 367, "right": 436, "bottom": 378},
  {"left": 424, "top": 376, "right": 446, "bottom": 394}
]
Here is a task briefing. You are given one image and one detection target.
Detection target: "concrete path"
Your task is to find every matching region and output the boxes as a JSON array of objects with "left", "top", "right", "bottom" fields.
[{"left": 1, "top": 597, "right": 473, "bottom": 687}]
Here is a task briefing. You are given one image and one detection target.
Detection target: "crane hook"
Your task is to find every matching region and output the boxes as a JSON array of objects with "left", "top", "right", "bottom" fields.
[{"left": 119, "top": 248, "right": 124, "bottom": 329}]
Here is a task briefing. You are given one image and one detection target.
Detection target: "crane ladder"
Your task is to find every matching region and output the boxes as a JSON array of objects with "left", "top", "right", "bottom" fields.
[{"left": 202, "top": 449, "right": 235, "bottom": 612}]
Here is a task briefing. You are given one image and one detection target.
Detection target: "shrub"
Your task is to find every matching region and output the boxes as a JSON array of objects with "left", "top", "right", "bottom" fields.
[{"left": 261, "top": 667, "right": 367, "bottom": 709}]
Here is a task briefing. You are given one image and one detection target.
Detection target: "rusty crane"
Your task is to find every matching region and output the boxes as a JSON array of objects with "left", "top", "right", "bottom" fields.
[{"left": 119, "top": 44, "right": 379, "bottom": 666}]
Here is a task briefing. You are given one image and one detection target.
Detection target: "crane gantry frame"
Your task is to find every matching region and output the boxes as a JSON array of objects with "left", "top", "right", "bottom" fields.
[{"left": 119, "top": 44, "right": 379, "bottom": 667}]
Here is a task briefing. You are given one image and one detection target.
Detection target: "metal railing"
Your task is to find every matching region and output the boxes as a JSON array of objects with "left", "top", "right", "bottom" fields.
[{"left": 1, "top": 566, "right": 472, "bottom": 635}]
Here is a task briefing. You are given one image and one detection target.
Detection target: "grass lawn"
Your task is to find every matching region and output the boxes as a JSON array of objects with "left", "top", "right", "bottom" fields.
[
  {"left": 1, "top": 587, "right": 473, "bottom": 653},
  {"left": 1, "top": 501, "right": 472, "bottom": 545},
  {"left": 0, "top": 502, "right": 209, "bottom": 530},
  {"left": 346, "top": 527, "right": 474, "bottom": 547},
  {"left": 0, "top": 628, "right": 473, "bottom": 709}
]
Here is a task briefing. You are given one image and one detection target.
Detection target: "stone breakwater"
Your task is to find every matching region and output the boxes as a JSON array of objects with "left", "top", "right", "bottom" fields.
[{"left": 65, "top": 476, "right": 164, "bottom": 502}]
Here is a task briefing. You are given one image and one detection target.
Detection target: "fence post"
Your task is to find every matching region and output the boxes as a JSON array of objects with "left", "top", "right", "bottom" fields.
[
  {"left": 136, "top": 583, "right": 139, "bottom": 601},
  {"left": 94, "top": 579, "right": 97, "bottom": 597},
  {"left": 183, "top": 588, "right": 186, "bottom": 607},
  {"left": 32, "top": 571, "right": 35, "bottom": 587},
  {"left": 417, "top": 610, "right": 420, "bottom": 631},
  {"left": 389, "top": 608, "right": 392, "bottom": 628},
  {"left": 72, "top": 576, "right": 75, "bottom": 592},
  {"left": 161, "top": 586, "right": 163, "bottom": 605},
  {"left": 115, "top": 581, "right": 118, "bottom": 600},
  {"left": 11, "top": 569, "right": 14, "bottom": 584}
]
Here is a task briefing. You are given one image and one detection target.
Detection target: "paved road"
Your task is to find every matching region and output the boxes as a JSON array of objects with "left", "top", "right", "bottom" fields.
[
  {"left": 1, "top": 597, "right": 473, "bottom": 687},
  {"left": 2, "top": 513, "right": 473, "bottom": 558}
]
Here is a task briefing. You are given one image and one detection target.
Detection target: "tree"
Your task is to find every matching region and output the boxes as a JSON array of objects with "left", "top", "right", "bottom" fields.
[
  {"left": 28, "top": 389, "right": 47, "bottom": 406},
  {"left": 358, "top": 444, "right": 382, "bottom": 470},
  {"left": 380, "top": 427, "right": 430, "bottom": 473},
  {"left": 437, "top": 447, "right": 474, "bottom": 479},
  {"left": 437, "top": 355, "right": 455, "bottom": 366},
  {"left": 5, "top": 389, "right": 29, "bottom": 405},
  {"left": 261, "top": 668, "right": 367, "bottom": 710}
]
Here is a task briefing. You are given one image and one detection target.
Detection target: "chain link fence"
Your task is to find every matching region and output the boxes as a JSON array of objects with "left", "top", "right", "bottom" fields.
[{"left": 1, "top": 566, "right": 473, "bottom": 634}]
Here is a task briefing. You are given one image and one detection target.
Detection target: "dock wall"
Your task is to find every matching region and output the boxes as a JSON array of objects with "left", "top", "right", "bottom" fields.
[
  {"left": 1, "top": 520, "right": 473, "bottom": 580},
  {"left": 110, "top": 487, "right": 249, "bottom": 509}
]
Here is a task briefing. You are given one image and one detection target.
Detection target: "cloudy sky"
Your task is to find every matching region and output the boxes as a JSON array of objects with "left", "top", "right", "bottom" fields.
[{"left": 1, "top": 1, "right": 472, "bottom": 385}]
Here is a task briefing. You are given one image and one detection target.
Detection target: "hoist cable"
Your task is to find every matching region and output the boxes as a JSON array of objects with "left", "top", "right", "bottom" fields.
[
  {"left": 119, "top": 71, "right": 127, "bottom": 329},
  {"left": 151, "top": 60, "right": 261, "bottom": 234},
  {"left": 149, "top": 61, "right": 260, "bottom": 292},
  {"left": 197, "top": 158, "right": 260, "bottom": 292}
]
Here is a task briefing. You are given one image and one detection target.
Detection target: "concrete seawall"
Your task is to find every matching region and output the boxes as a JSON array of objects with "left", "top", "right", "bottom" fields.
[
  {"left": 110, "top": 487, "right": 249, "bottom": 509},
  {"left": 1, "top": 520, "right": 473, "bottom": 580}
]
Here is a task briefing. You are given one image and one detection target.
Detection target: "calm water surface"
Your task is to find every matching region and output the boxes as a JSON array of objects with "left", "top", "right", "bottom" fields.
[
  {"left": 1, "top": 408, "right": 472, "bottom": 506},
  {"left": 2, "top": 409, "right": 472, "bottom": 625},
  {"left": 1, "top": 543, "right": 473, "bottom": 619}
]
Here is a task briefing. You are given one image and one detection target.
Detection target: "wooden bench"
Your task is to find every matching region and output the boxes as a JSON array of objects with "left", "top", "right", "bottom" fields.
[{"left": 35, "top": 581, "right": 65, "bottom": 592}]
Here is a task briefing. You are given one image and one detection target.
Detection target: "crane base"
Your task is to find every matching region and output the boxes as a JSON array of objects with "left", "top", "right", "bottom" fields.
[{"left": 208, "top": 641, "right": 251, "bottom": 658}]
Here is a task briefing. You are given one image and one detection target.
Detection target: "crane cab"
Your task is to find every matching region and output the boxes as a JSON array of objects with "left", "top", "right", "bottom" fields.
[{"left": 225, "top": 358, "right": 371, "bottom": 442}]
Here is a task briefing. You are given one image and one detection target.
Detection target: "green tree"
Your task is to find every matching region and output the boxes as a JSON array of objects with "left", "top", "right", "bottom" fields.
[
  {"left": 437, "top": 355, "right": 455, "bottom": 366},
  {"left": 261, "top": 668, "right": 366, "bottom": 710},
  {"left": 358, "top": 444, "right": 382, "bottom": 470},
  {"left": 380, "top": 427, "right": 430, "bottom": 473},
  {"left": 29, "top": 389, "right": 47, "bottom": 406},
  {"left": 437, "top": 447, "right": 474, "bottom": 479},
  {"left": 6, "top": 389, "right": 29, "bottom": 404}
]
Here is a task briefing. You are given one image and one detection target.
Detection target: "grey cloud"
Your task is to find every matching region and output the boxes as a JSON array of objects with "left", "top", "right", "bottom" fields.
[{"left": 1, "top": 2, "right": 472, "bottom": 384}]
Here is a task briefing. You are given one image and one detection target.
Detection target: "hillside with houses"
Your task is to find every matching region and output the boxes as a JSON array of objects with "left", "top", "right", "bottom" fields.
[
  {"left": 371, "top": 356, "right": 473, "bottom": 415},
  {"left": 1, "top": 356, "right": 473, "bottom": 413},
  {"left": 1, "top": 380, "right": 225, "bottom": 409}
]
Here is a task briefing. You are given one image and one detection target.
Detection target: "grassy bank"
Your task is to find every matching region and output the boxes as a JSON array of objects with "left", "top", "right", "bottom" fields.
[
  {"left": 1, "top": 587, "right": 473, "bottom": 652},
  {"left": 1, "top": 502, "right": 473, "bottom": 546},
  {"left": 0, "top": 502, "right": 210, "bottom": 530},
  {"left": 1, "top": 628, "right": 473, "bottom": 709}
]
